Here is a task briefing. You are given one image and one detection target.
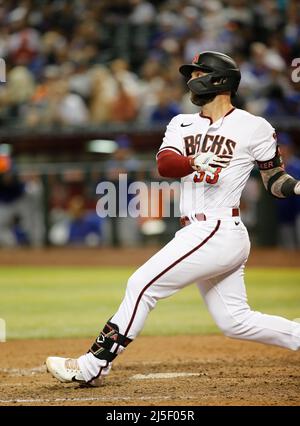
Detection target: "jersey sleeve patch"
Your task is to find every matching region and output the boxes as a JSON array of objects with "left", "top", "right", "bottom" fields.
[{"left": 256, "top": 145, "right": 284, "bottom": 170}]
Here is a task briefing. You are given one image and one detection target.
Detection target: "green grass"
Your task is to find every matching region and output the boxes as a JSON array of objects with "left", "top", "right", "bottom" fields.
[{"left": 0, "top": 267, "right": 299, "bottom": 339}]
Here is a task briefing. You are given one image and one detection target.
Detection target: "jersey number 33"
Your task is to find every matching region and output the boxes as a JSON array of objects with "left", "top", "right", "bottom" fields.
[{"left": 193, "top": 167, "right": 222, "bottom": 185}]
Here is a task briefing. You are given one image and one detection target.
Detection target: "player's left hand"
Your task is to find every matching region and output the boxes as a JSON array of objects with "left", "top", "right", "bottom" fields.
[
  {"left": 191, "top": 152, "right": 231, "bottom": 173},
  {"left": 209, "top": 154, "right": 231, "bottom": 169}
]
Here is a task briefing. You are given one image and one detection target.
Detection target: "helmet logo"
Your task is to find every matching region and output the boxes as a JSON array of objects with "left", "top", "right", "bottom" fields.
[{"left": 192, "top": 53, "right": 200, "bottom": 64}]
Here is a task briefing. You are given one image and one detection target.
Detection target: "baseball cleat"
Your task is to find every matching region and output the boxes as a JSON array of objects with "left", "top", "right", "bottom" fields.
[{"left": 46, "top": 357, "right": 102, "bottom": 387}]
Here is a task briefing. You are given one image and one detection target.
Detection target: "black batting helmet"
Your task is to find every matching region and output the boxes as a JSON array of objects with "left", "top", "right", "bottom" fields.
[{"left": 179, "top": 51, "right": 241, "bottom": 96}]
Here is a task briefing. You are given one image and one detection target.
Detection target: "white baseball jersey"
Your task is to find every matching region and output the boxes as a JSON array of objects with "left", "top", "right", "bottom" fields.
[{"left": 157, "top": 107, "right": 277, "bottom": 217}]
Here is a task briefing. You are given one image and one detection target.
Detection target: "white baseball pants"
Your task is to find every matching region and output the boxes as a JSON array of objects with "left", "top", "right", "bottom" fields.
[{"left": 79, "top": 214, "right": 300, "bottom": 381}]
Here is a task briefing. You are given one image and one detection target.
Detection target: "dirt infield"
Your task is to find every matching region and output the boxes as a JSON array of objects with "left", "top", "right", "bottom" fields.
[
  {"left": 0, "top": 248, "right": 299, "bottom": 406},
  {"left": 0, "top": 336, "right": 299, "bottom": 406},
  {"left": 0, "top": 247, "right": 299, "bottom": 267}
]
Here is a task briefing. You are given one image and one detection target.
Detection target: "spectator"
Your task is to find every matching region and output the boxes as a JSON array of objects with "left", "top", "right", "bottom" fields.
[
  {"left": 110, "top": 58, "right": 141, "bottom": 98},
  {"left": 276, "top": 133, "right": 300, "bottom": 249},
  {"left": 137, "top": 58, "right": 166, "bottom": 122},
  {"left": 261, "top": 84, "right": 293, "bottom": 118},
  {"left": 106, "top": 134, "right": 141, "bottom": 180},
  {"left": 49, "top": 79, "right": 89, "bottom": 125},
  {"left": 89, "top": 65, "right": 116, "bottom": 124},
  {"left": 149, "top": 86, "right": 181, "bottom": 125},
  {"left": 109, "top": 78, "right": 138, "bottom": 123},
  {"left": 0, "top": 167, "right": 25, "bottom": 246},
  {"left": 28, "top": 76, "right": 90, "bottom": 126},
  {"left": 0, "top": 151, "right": 44, "bottom": 247},
  {"left": 104, "top": 135, "right": 142, "bottom": 246},
  {"left": 7, "top": 7, "right": 41, "bottom": 69},
  {"left": 0, "top": 66, "right": 35, "bottom": 124},
  {"left": 129, "top": 0, "right": 156, "bottom": 25},
  {"left": 68, "top": 196, "right": 103, "bottom": 247}
]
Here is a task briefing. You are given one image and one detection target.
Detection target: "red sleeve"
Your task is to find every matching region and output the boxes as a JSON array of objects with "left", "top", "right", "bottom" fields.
[{"left": 157, "top": 150, "right": 194, "bottom": 178}]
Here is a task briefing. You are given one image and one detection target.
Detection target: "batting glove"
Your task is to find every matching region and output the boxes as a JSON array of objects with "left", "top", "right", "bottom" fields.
[{"left": 190, "top": 152, "right": 231, "bottom": 173}]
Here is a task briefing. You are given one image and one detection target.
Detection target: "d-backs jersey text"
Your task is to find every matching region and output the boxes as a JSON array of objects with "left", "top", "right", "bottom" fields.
[{"left": 157, "top": 108, "right": 277, "bottom": 217}]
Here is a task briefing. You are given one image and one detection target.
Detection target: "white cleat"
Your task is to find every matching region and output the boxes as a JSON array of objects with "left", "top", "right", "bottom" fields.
[{"left": 46, "top": 357, "right": 102, "bottom": 387}]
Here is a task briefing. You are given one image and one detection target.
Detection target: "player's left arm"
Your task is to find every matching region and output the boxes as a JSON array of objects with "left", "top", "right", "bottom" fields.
[
  {"left": 251, "top": 119, "right": 300, "bottom": 198},
  {"left": 258, "top": 149, "right": 300, "bottom": 198}
]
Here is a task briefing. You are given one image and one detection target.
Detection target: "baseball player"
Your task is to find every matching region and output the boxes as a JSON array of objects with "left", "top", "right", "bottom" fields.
[{"left": 46, "top": 51, "right": 300, "bottom": 387}]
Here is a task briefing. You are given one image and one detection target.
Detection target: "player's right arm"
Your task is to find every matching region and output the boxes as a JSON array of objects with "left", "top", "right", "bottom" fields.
[
  {"left": 156, "top": 115, "right": 190, "bottom": 178},
  {"left": 251, "top": 119, "right": 300, "bottom": 198}
]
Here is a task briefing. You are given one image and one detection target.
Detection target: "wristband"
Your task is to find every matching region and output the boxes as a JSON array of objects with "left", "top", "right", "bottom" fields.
[{"left": 281, "top": 178, "right": 298, "bottom": 197}]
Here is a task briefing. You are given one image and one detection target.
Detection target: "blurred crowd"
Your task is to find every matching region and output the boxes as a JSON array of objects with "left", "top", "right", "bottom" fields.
[
  {"left": 0, "top": 0, "right": 300, "bottom": 250},
  {"left": 0, "top": 0, "right": 299, "bottom": 128},
  {"left": 0, "top": 145, "right": 44, "bottom": 247},
  {"left": 1, "top": 132, "right": 300, "bottom": 249},
  {"left": 0, "top": 136, "right": 178, "bottom": 248}
]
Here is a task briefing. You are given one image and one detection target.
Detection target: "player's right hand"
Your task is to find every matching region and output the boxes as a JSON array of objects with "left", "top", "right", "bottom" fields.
[{"left": 190, "top": 152, "right": 231, "bottom": 173}]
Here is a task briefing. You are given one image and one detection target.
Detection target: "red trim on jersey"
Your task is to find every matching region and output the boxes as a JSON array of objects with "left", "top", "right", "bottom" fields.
[
  {"left": 199, "top": 112, "right": 213, "bottom": 125},
  {"left": 157, "top": 150, "right": 194, "bottom": 178},
  {"left": 199, "top": 107, "right": 236, "bottom": 124},
  {"left": 224, "top": 107, "right": 236, "bottom": 117},
  {"left": 123, "top": 220, "right": 221, "bottom": 338}
]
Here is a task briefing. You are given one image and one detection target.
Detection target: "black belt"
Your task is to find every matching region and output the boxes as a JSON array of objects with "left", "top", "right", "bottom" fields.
[{"left": 180, "top": 208, "right": 240, "bottom": 227}]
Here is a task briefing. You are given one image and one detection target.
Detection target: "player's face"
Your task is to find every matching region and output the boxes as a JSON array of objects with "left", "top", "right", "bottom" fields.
[
  {"left": 190, "top": 70, "right": 207, "bottom": 79},
  {"left": 189, "top": 69, "right": 216, "bottom": 107}
]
